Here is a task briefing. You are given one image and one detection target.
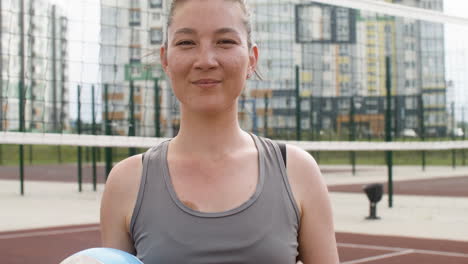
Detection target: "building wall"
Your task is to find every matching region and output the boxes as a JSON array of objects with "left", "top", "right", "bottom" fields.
[
  {"left": 98, "top": 0, "right": 448, "bottom": 137},
  {"left": 100, "top": 0, "right": 167, "bottom": 136},
  {"left": 0, "top": 0, "right": 69, "bottom": 132}
]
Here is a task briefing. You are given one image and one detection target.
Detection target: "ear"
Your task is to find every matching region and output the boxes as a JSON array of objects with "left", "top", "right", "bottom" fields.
[
  {"left": 248, "top": 44, "right": 259, "bottom": 74},
  {"left": 160, "top": 45, "right": 169, "bottom": 76}
]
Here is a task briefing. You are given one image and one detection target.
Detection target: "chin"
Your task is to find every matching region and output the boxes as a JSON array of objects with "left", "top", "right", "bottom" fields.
[{"left": 186, "top": 100, "right": 236, "bottom": 115}]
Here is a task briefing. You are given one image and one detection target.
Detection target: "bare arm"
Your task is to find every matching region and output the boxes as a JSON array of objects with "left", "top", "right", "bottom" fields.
[
  {"left": 286, "top": 145, "right": 339, "bottom": 264},
  {"left": 100, "top": 154, "right": 142, "bottom": 254}
]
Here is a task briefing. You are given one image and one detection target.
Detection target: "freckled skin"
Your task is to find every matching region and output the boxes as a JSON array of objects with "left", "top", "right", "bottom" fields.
[{"left": 182, "top": 200, "right": 199, "bottom": 210}]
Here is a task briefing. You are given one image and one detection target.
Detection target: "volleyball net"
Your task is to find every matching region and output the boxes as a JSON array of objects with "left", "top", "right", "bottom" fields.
[{"left": 1, "top": 0, "right": 467, "bottom": 180}]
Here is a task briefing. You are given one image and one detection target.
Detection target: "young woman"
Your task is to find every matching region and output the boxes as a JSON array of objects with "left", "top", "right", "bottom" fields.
[{"left": 100, "top": 0, "right": 339, "bottom": 263}]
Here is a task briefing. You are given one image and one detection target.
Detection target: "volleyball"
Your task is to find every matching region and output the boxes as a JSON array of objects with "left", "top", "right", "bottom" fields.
[{"left": 60, "top": 248, "right": 143, "bottom": 264}]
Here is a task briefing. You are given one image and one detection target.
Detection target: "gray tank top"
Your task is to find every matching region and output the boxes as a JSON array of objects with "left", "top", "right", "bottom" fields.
[{"left": 130, "top": 134, "right": 300, "bottom": 263}]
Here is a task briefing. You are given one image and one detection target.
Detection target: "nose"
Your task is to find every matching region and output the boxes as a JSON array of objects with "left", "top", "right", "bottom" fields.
[{"left": 193, "top": 45, "right": 219, "bottom": 71}]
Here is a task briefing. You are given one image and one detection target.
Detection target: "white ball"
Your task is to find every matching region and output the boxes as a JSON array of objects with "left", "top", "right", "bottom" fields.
[{"left": 60, "top": 248, "right": 143, "bottom": 264}]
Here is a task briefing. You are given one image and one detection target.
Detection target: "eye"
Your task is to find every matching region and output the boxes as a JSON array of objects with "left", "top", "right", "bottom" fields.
[
  {"left": 217, "top": 39, "right": 237, "bottom": 45},
  {"left": 175, "top": 40, "right": 195, "bottom": 46}
]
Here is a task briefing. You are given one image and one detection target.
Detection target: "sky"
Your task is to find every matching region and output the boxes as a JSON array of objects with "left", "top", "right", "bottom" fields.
[{"left": 46, "top": 0, "right": 468, "bottom": 122}]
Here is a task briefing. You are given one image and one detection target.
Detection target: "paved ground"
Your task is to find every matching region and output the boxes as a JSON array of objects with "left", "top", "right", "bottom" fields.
[
  {"left": 1, "top": 164, "right": 468, "bottom": 263},
  {"left": 2, "top": 225, "right": 468, "bottom": 264}
]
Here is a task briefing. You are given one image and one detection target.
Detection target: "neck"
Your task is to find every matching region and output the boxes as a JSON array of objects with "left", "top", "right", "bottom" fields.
[{"left": 171, "top": 104, "right": 251, "bottom": 157}]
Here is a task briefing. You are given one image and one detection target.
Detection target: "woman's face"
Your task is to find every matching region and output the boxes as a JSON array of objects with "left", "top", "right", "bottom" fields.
[{"left": 161, "top": 0, "right": 258, "bottom": 115}]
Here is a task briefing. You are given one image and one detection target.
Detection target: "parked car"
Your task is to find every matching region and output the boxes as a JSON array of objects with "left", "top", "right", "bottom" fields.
[{"left": 402, "top": 129, "right": 417, "bottom": 138}]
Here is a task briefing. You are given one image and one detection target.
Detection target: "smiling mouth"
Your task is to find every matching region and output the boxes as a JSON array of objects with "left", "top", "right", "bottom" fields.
[{"left": 192, "top": 79, "right": 222, "bottom": 88}]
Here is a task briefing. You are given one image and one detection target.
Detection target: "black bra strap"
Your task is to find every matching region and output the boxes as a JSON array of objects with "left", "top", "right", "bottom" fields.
[{"left": 278, "top": 142, "right": 287, "bottom": 168}]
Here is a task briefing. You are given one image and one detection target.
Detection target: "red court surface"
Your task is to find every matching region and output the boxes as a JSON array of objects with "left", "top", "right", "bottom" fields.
[
  {"left": 0, "top": 164, "right": 370, "bottom": 183},
  {"left": 1, "top": 224, "right": 467, "bottom": 264}
]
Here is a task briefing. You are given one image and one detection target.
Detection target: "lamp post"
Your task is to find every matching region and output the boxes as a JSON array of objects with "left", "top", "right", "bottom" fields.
[{"left": 350, "top": 82, "right": 362, "bottom": 176}]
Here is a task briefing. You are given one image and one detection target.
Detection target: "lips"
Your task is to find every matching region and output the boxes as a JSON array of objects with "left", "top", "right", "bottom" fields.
[
  {"left": 192, "top": 79, "right": 222, "bottom": 88},
  {"left": 192, "top": 79, "right": 222, "bottom": 85}
]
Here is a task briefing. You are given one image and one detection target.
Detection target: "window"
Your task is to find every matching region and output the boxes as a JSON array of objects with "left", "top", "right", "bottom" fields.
[
  {"left": 149, "top": 0, "right": 162, "bottom": 8},
  {"left": 130, "top": 47, "right": 141, "bottom": 62},
  {"left": 150, "top": 28, "right": 163, "bottom": 44},
  {"left": 129, "top": 10, "right": 141, "bottom": 26},
  {"left": 151, "top": 12, "right": 161, "bottom": 21},
  {"left": 130, "top": 29, "right": 140, "bottom": 44},
  {"left": 130, "top": 64, "right": 141, "bottom": 76},
  {"left": 405, "top": 97, "right": 416, "bottom": 109},
  {"left": 130, "top": 0, "right": 140, "bottom": 8}
]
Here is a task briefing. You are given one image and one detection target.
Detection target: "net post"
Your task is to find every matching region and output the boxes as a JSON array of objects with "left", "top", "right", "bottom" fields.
[
  {"left": 154, "top": 78, "right": 160, "bottom": 138},
  {"left": 264, "top": 93, "right": 269, "bottom": 138},
  {"left": 451, "top": 102, "right": 456, "bottom": 169},
  {"left": 463, "top": 107, "right": 466, "bottom": 166},
  {"left": 0, "top": 0, "right": 3, "bottom": 135},
  {"left": 309, "top": 96, "right": 314, "bottom": 141},
  {"left": 295, "top": 65, "right": 301, "bottom": 141},
  {"left": 19, "top": 0, "right": 26, "bottom": 196},
  {"left": 91, "top": 85, "right": 97, "bottom": 191},
  {"left": 385, "top": 55, "right": 393, "bottom": 208},
  {"left": 104, "top": 84, "right": 113, "bottom": 180},
  {"left": 128, "top": 80, "right": 136, "bottom": 156},
  {"left": 349, "top": 96, "right": 356, "bottom": 176},
  {"left": 77, "top": 85, "right": 82, "bottom": 192},
  {"left": 252, "top": 98, "right": 258, "bottom": 135},
  {"left": 419, "top": 94, "right": 426, "bottom": 171}
]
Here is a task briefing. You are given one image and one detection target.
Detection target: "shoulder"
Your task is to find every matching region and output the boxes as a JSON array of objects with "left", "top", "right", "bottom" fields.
[
  {"left": 101, "top": 154, "right": 144, "bottom": 231},
  {"left": 105, "top": 154, "right": 143, "bottom": 195},
  {"left": 284, "top": 144, "right": 328, "bottom": 215},
  {"left": 285, "top": 144, "right": 323, "bottom": 192},
  {"left": 285, "top": 145, "right": 339, "bottom": 263}
]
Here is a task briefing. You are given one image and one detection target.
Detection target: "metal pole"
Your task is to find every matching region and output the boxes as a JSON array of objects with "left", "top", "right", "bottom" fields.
[
  {"left": 27, "top": 0, "right": 34, "bottom": 165},
  {"left": 385, "top": 56, "right": 393, "bottom": 208},
  {"left": 252, "top": 99, "right": 258, "bottom": 135},
  {"left": 295, "top": 65, "right": 301, "bottom": 141},
  {"left": 104, "top": 84, "right": 112, "bottom": 179},
  {"left": 350, "top": 96, "right": 356, "bottom": 176},
  {"left": 51, "top": 6, "right": 57, "bottom": 132},
  {"left": 394, "top": 96, "right": 399, "bottom": 138},
  {"left": 0, "top": 0, "right": 3, "bottom": 133},
  {"left": 310, "top": 96, "right": 314, "bottom": 141},
  {"left": 59, "top": 17, "right": 67, "bottom": 164},
  {"left": 51, "top": 5, "right": 62, "bottom": 163},
  {"left": 91, "top": 85, "right": 97, "bottom": 191},
  {"left": 419, "top": 94, "right": 426, "bottom": 171},
  {"left": 128, "top": 81, "right": 136, "bottom": 156},
  {"left": 77, "top": 85, "right": 82, "bottom": 192},
  {"left": 154, "top": 78, "right": 160, "bottom": 137},
  {"left": 451, "top": 102, "right": 456, "bottom": 169},
  {"left": 264, "top": 93, "right": 268, "bottom": 138},
  {"left": 19, "top": 0, "right": 26, "bottom": 195},
  {"left": 462, "top": 107, "right": 466, "bottom": 166}
]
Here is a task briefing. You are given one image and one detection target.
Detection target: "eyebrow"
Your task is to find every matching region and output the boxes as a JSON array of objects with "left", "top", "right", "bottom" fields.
[
  {"left": 174, "top": 27, "right": 196, "bottom": 35},
  {"left": 173, "top": 27, "right": 241, "bottom": 36},
  {"left": 214, "top": 27, "right": 241, "bottom": 36}
]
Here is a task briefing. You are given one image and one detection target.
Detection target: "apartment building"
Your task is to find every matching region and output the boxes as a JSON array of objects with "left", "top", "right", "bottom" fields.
[
  {"left": 248, "top": 0, "right": 447, "bottom": 137},
  {"left": 98, "top": 0, "right": 448, "bottom": 138},
  {"left": 100, "top": 0, "right": 168, "bottom": 137},
  {"left": 0, "top": 0, "right": 68, "bottom": 132}
]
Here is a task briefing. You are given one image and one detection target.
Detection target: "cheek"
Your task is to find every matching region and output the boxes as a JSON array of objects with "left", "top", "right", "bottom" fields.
[
  {"left": 225, "top": 55, "right": 249, "bottom": 79},
  {"left": 166, "top": 53, "right": 190, "bottom": 77}
]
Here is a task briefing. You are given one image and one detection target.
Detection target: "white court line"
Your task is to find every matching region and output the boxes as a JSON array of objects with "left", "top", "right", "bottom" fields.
[
  {"left": 338, "top": 242, "right": 468, "bottom": 258},
  {"left": 0, "top": 226, "right": 99, "bottom": 240},
  {"left": 341, "top": 250, "right": 414, "bottom": 264}
]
